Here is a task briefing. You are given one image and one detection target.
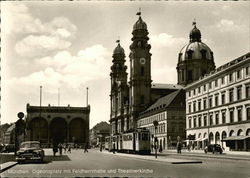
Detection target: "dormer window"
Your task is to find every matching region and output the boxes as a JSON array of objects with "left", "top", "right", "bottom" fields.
[
  {"left": 187, "top": 50, "right": 193, "bottom": 60},
  {"left": 200, "top": 49, "right": 206, "bottom": 59}
]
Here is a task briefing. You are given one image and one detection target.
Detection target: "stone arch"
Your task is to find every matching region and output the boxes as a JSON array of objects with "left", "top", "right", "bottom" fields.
[
  {"left": 229, "top": 130, "right": 235, "bottom": 136},
  {"left": 246, "top": 129, "right": 250, "bottom": 136},
  {"left": 215, "top": 132, "right": 220, "bottom": 144},
  {"left": 29, "top": 117, "right": 48, "bottom": 143},
  {"left": 69, "top": 118, "right": 85, "bottom": 143},
  {"left": 203, "top": 132, "right": 207, "bottom": 138},
  {"left": 198, "top": 133, "right": 202, "bottom": 138},
  {"left": 50, "top": 117, "right": 67, "bottom": 144},
  {"left": 209, "top": 132, "right": 214, "bottom": 144},
  {"left": 237, "top": 129, "right": 243, "bottom": 136},
  {"left": 222, "top": 131, "right": 227, "bottom": 140}
]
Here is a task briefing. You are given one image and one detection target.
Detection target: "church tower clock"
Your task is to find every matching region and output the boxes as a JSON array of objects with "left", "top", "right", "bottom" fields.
[{"left": 129, "top": 11, "right": 152, "bottom": 130}]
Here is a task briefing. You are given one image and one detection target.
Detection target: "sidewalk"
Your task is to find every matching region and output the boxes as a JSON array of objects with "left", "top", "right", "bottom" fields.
[
  {"left": 0, "top": 162, "right": 18, "bottom": 173},
  {"left": 162, "top": 149, "right": 250, "bottom": 161},
  {"left": 0, "top": 153, "right": 17, "bottom": 173},
  {"left": 100, "top": 149, "right": 202, "bottom": 164}
]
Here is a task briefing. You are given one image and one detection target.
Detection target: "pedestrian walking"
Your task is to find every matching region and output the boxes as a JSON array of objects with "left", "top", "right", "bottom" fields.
[
  {"left": 84, "top": 143, "right": 88, "bottom": 153},
  {"left": 58, "top": 143, "right": 63, "bottom": 156},
  {"left": 159, "top": 144, "right": 163, "bottom": 153},
  {"left": 67, "top": 144, "right": 71, "bottom": 153},
  {"left": 100, "top": 144, "right": 102, "bottom": 152},
  {"left": 63, "top": 143, "right": 67, "bottom": 153},
  {"left": 52, "top": 143, "right": 58, "bottom": 157},
  {"left": 113, "top": 143, "right": 115, "bottom": 154},
  {"left": 177, "top": 141, "right": 182, "bottom": 154}
]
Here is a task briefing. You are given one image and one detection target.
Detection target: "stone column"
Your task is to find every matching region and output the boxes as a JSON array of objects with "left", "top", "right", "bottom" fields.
[
  {"left": 48, "top": 124, "right": 50, "bottom": 145},
  {"left": 67, "top": 125, "right": 70, "bottom": 142},
  {"left": 243, "top": 139, "right": 247, "bottom": 151}
]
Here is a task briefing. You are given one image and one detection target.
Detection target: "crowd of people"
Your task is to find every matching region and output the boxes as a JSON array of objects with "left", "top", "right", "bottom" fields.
[{"left": 52, "top": 143, "right": 89, "bottom": 156}]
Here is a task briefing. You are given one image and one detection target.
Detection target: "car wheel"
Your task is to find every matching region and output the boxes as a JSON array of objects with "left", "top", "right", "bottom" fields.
[
  {"left": 220, "top": 152, "right": 222, "bottom": 154},
  {"left": 40, "top": 157, "right": 44, "bottom": 163}
]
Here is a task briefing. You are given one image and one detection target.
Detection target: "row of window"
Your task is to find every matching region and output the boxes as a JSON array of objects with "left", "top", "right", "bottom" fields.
[
  {"left": 147, "top": 123, "right": 166, "bottom": 134},
  {"left": 188, "top": 84, "right": 250, "bottom": 114},
  {"left": 188, "top": 107, "right": 250, "bottom": 129},
  {"left": 138, "top": 112, "right": 166, "bottom": 126},
  {"left": 193, "top": 128, "right": 250, "bottom": 142},
  {"left": 188, "top": 66, "right": 250, "bottom": 97}
]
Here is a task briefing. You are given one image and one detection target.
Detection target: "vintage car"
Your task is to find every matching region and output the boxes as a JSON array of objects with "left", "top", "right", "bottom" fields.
[
  {"left": 16, "top": 141, "right": 44, "bottom": 163},
  {"left": 204, "top": 144, "right": 223, "bottom": 154}
]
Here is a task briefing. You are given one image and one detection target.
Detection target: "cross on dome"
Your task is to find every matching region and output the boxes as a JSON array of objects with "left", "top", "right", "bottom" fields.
[
  {"left": 136, "top": 7, "right": 141, "bottom": 16},
  {"left": 192, "top": 18, "right": 196, "bottom": 27}
]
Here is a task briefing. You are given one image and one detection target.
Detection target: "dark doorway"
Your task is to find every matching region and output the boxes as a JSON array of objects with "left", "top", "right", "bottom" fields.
[
  {"left": 30, "top": 117, "right": 48, "bottom": 144},
  {"left": 69, "top": 118, "right": 85, "bottom": 143},
  {"left": 50, "top": 118, "right": 67, "bottom": 144}
]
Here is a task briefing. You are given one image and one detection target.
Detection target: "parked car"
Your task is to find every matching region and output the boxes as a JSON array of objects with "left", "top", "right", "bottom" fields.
[
  {"left": 2, "top": 144, "right": 15, "bottom": 153},
  {"left": 16, "top": 141, "right": 44, "bottom": 163},
  {"left": 204, "top": 144, "right": 223, "bottom": 154}
]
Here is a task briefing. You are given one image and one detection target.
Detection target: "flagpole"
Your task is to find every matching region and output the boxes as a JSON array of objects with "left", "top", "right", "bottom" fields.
[
  {"left": 58, "top": 88, "right": 60, "bottom": 106},
  {"left": 86, "top": 87, "right": 88, "bottom": 107}
]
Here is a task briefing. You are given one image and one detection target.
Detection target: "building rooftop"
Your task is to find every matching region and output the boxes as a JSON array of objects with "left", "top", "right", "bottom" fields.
[
  {"left": 140, "top": 89, "right": 183, "bottom": 116},
  {"left": 151, "top": 83, "right": 183, "bottom": 90},
  {"left": 26, "top": 104, "right": 90, "bottom": 113}
]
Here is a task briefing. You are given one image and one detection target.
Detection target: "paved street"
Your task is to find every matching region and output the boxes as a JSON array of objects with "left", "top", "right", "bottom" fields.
[{"left": 1, "top": 149, "right": 250, "bottom": 178}]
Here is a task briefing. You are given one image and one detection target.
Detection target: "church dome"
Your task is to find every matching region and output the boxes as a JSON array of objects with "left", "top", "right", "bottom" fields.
[
  {"left": 189, "top": 26, "right": 201, "bottom": 42},
  {"left": 133, "top": 16, "right": 147, "bottom": 31},
  {"left": 179, "top": 42, "right": 213, "bottom": 62},
  {"left": 113, "top": 42, "right": 125, "bottom": 55},
  {"left": 178, "top": 22, "right": 214, "bottom": 62}
]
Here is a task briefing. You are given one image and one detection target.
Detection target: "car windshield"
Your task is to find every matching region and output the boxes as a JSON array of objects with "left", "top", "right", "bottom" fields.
[{"left": 20, "top": 142, "right": 40, "bottom": 149}]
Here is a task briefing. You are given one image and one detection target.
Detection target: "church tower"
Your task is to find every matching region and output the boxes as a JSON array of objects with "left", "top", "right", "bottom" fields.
[
  {"left": 177, "top": 21, "right": 216, "bottom": 86},
  {"left": 110, "top": 40, "right": 128, "bottom": 135},
  {"left": 129, "top": 11, "right": 152, "bottom": 130}
]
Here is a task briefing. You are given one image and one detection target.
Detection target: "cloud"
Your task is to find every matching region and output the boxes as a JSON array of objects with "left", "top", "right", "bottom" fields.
[
  {"left": 10, "top": 45, "right": 110, "bottom": 92},
  {"left": 216, "top": 19, "right": 247, "bottom": 32},
  {"left": 2, "top": 2, "right": 77, "bottom": 57},
  {"left": 2, "top": 2, "right": 45, "bottom": 35},
  {"left": 150, "top": 33, "right": 186, "bottom": 47},
  {"left": 15, "top": 35, "right": 72, "bottom": 57}
]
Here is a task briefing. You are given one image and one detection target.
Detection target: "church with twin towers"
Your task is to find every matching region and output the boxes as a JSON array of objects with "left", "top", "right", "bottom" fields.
[{"left": 109, "top": 11, "right": 216, "bottom": 148}]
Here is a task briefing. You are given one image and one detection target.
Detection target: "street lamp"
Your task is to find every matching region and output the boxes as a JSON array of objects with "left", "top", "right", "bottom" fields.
[
  {"left": 153, "top": 120, "right": 159, "bottom": 159},
  {"left": 15, "top": 112, "right": 25, "bottom": 155}
]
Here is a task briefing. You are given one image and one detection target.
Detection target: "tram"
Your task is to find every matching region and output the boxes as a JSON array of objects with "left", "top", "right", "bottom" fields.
[{"left": 104, "top": 128, "right": 151, "bottom": 155}]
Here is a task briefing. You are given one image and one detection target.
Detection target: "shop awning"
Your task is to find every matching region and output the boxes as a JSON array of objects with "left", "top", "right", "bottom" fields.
[
  {"left": 222, "top": 135, "right": 250, "bottom": 141},
  {"left": 200, "top": 138, "right": 208, "bottom": 141}
]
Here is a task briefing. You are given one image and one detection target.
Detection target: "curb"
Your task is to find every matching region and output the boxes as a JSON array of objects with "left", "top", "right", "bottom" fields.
[
  {"left": 0, "top": 162, "right": 18, "bottom": 173},
  {"left": 172, "top": 161, "right": 203, "bottom": 164},
  {"left": 163, "top": 152, "right": 250, "bottom": 162},
  {"left": 101, "top": 150, "right": 202, "bottom": 164}
]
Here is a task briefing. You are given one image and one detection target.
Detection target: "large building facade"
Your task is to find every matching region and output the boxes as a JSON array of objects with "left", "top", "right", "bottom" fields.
[
  {"left": 26, "top": 104, "right": 90, "bottom": 147},
  {"left": 109, "top": 12, "right": 189, "bottom": 147},
  {"left": 185, "top": 53, "right": 250, "bottom": 151},
  {"left": 138, "top": 89, "right": 186, "bottom": 149}
]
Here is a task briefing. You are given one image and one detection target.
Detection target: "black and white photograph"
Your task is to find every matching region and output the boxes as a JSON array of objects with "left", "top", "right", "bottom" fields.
[{"left": 1, "top": 1, "right": 250, "bottom": 178}]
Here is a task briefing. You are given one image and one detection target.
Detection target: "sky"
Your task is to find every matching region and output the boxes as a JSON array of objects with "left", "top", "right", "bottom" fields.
[{"left": 1, "top": 1, "right": 249, "bottom": 128}]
